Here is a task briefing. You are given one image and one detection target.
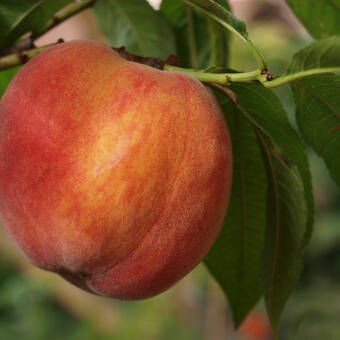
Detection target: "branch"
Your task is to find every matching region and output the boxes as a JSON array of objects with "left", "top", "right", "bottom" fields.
[
  {"left": 0, "top": 41, "right": 64, "bottom": 70},
  {"left": 3, "top": 40, "right": 337, "bottom": 90},
  {"left": 0, "top": 43, "right": 179, "bottom": 71},
  {"left": 164, "top": 65, "right": 267, "bottom": 85},
  {"left": 0, "top": 38, "right": 265, "bottom": 86}
]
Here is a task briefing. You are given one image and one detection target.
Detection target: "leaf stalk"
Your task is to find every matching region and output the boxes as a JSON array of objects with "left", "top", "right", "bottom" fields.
[
  {"left": 262, "top": 67, "right": 340, "bottom": 88},
  {"left": 164, "top": 65, "right": 267, "bottom": 84}
]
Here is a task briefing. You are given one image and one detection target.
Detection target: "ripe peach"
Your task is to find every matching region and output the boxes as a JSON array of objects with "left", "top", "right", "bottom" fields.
[{"left": 0, "top": 40, "right": 232, "bottom": 299}]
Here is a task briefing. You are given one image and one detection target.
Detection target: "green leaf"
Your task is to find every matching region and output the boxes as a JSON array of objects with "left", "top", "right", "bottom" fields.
[
  {"left": 93, "top": 0, "right": 176, "bottom": 59},
  {"left": 0, "top": 0, "right": 71, "bottom": 50},
  {"left": 207, "top": 0, "right": 231, "bottom": 67},
  {"left": 0, "top": 67, "right": 20, "bottom": 98},
  {"left": 160, "top": 0, "right": 187, "bottom": 25},
  {"left": 266, "top": 37, "right": 340, "bottom": 89},
  {"left": 292, "top": 75, "right": 340, "bottom": 186},
  {"left": 259, "top": 134, "right": 306, "bottom": 332},
  {"left": 288, "top": 37, "right": 340, "bottom": 187},
  {"left": 204, "top": 91, "right": 267, "bottom": 327},
  {"left": 287, "top": 36, "right": 340, "bottom": 75},
  {"left": 161, "top": 0, "right": 230, "bottom": 68},
  {"left": 230, "top": 84, "right": 314, "bottom": 247},
  {"left": 286, "top": 0, "right": 340, "bottom": 39},
  {"left": 177, "top": 0, "right": 266, "bottom": 69},
  {"left": 229, "top": 84, "right": 310, "bottom": 330}
]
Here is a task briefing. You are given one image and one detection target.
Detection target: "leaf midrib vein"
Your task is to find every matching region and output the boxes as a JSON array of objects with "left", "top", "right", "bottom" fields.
[{"left": 256, "top": 131, "right": 281, "bottom": 310}]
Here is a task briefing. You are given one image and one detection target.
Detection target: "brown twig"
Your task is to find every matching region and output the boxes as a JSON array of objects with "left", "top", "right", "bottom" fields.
[
  {"left": 210, "top": 83, "right": 237, "bottom": 103},
  {"left": 113, "top": 47, "right": 179, "bottom": 70}
]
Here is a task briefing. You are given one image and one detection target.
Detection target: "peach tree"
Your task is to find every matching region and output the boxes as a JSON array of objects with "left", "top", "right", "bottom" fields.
[{"left": 0, "top": 0, "right": 339, "bottom": 337}]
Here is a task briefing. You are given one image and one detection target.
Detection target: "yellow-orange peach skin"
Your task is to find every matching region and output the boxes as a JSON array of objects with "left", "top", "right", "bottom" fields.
[{"left": 0, "top": 41, "right": 232, "bottom": 299}]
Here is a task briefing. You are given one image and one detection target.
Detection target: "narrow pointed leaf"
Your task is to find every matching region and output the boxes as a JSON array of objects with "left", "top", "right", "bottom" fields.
[
  {"left": 93, "top": 0, "right": 176, "bottom": 59},
  {"left": 204, "top": 92, "right": 267, "bottom": 327},
  {"left": 288, "top": 38, "right": 340, "bottom": 186},
  {"left": 178, "top": 0, "right": 267, "bottom": 69},
  {"left": 286, "top": 0, "right": 340, "bottom": 39},
  {"left": 230, "top": 84, "right": 314, "bottom": 246},
  {"left": 179, "top": 0, "right": 247, "bottom": 39},
  {"left": 259, "top": 134, "right": 306, "bottom": 331}
]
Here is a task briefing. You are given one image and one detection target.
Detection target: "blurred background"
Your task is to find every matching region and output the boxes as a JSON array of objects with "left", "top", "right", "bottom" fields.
[{"left": 1, "top": 0, "right": 340, "bottom": 339}]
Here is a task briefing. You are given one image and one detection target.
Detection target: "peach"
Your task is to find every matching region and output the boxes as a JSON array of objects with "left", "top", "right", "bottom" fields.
[{"left": 0, "top": 40, "right": 232, "bottom": 299}]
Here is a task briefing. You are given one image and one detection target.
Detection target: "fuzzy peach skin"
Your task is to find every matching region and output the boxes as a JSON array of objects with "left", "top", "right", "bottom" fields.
[{"left": 0, "top": 40, "right": 232, "bottom": 299}]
